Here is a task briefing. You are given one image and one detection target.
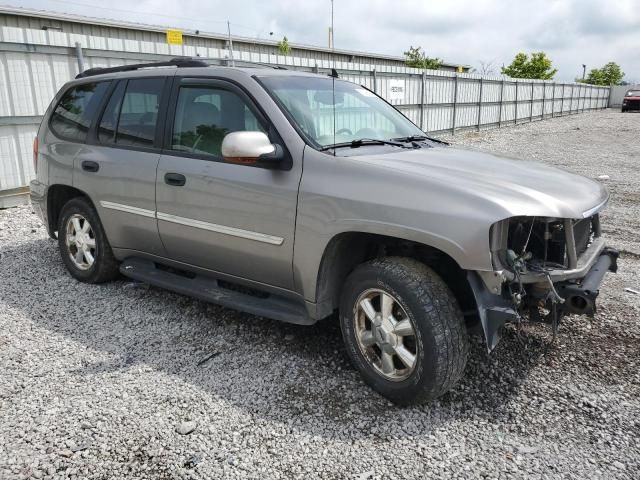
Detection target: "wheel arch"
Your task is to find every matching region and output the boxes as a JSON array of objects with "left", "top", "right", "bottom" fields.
[
  {"left": 46, "top": 184, "right": 95, "bottom": 237},
  {"left": 312, "top": 231, "right": 478, "bottom": 324}
]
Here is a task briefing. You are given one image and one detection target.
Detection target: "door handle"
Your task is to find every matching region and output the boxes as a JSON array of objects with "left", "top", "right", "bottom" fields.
[
  {"left": 81, "top": 160, "right": 99, "bottom": 173},
  {"left": 164, "top": 172, "right": 186, "bottom": 187}
]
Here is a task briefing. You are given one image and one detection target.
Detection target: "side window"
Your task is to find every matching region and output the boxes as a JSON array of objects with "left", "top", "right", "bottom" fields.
[
  {"left": 50, "top": 82, "right": 110, "bottom": 142},
  {"left": 98, "top": 82, "right": 125, "bottom": 144},
  {"left": 171, "top": 86, "right": 265, "bottom": 157},
  {"left": 98, "top": 78, "right": 164, "bottom": 147}
]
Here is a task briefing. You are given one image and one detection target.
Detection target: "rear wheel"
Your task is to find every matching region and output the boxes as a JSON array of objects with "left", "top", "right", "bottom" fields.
[
  {"left": 339, "top": 257, "right": 469, "bottom": 405},
  {"left": 57, "top": 197, "right": 119, "bottom": 283}
]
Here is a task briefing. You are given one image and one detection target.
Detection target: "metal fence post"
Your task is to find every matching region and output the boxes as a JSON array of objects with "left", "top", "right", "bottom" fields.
[
  {"left": 498, "top": 79, "right": 505, "bottom": 128},
  {"left": 74, "top": 42, "right": 85, "bottom": 73},
  {"left": 477, "top": 77, "right": 483, "bottom": 131},
  {"left": 451, "top": 74, "right": 458, "bottom": 135},
  {"left": 586, "top": 86, "right": 590, "bottom": 111},
  {"left": 541, "top": 81, "right": 546, "bottom": 120},
  {"left": 372, "top": 69, "right": 377, "bottom": 93},
  {"left": 514, "top": 81, "right": 518, "bottom": 125},
  {"left": 560, "top": 84, "right": 565, "bottom": 115},
  {"left": 550, "top": 82, "right": 555, "bottom": 117},
  {"left": 582, "top": 86, "right": 591, "bottom": 112},
  {"left": 585, "top": 86, "right": 589, "bottom": 112},
  {"left": 530, "top": 81, "right": 534, "bottom": 122},
  {"left": 578, "top": 84, "right": 582, "bottom": 113},
  {"left": 570, "top": 84, "right": 574, "bottom": 114},
  {"left": 420, "top": 71, "right": 426, "bottom": 131}
]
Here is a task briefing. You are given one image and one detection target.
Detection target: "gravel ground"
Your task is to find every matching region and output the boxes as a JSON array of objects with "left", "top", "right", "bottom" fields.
[{"left": 1, "top": 109, "right": 639, "bottom": 479}]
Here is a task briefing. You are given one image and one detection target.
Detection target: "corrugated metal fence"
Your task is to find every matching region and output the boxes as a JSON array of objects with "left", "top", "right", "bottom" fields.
[{"left": 0, "top": 25, "right": 610, "bottom": 206}]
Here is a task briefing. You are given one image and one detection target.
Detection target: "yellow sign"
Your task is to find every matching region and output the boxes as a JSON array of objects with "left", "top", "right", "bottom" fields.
[
  {"left": 457, "top": 65, "right": 464, "bottom": 73},
  {"left": 166, "top": 29, "right": 183, "bottom": 45}
]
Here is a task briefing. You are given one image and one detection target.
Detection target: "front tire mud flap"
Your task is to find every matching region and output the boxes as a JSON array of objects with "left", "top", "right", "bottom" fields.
[{"left": 467, "top": 272, "right": 518, "bottom": 352}]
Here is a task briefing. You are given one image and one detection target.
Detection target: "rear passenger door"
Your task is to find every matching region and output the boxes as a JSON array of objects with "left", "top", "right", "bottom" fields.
[
  {"left": 155, "top": 78, "right": 301, "bottom": 290},
  {"left": 74, "top": 76, "right": 170, "bottom": 256}
]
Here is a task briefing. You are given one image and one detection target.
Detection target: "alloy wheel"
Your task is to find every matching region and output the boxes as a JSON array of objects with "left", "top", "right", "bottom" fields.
[
  {"left": 65, "top": 214, "right": 97, "bottom": 271},
  {"left": 353, "top": 288, "right": 419, "bottom": 381}
]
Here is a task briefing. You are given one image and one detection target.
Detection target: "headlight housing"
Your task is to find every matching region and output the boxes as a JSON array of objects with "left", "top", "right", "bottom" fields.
[{"left": 490, "top": 215, "right": 601, "bottom": 272}]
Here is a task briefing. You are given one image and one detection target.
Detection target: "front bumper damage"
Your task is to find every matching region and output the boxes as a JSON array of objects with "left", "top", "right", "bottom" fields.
[
  {"left": 557, "top": 247, "right": 618, "bottom": 315},
  {"left": 469, "top": 239, "right": 619, "bottom": 352}
]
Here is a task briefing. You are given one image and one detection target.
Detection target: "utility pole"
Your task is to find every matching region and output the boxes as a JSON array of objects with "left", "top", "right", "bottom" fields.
[
  {"left": 227, "top": 21, "right": 234, "bottom": 67},
  {"left": 582, "top": 64, "right": 586, "bottom": 80},
  {"left": 328, "top": 0, "right": 334, "bottom": 49}
]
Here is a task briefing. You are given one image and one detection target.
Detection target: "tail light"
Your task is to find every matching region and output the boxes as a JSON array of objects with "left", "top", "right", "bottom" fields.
[{"left": 33, "top": 137, "right": 38, "bottom": 173}]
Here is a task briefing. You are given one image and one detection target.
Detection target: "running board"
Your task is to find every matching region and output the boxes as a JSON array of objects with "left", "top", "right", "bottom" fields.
[{"left": 119, "top": 257, "right": 313, "bottom": 325}]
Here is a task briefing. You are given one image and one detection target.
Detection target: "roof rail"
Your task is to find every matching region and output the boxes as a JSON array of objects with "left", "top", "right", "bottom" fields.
[
  {"left": 75, "top": 57, "right": 209, "bottom": 79},
  {"left": 196, "top": 58, "right": 288, "bottom": 70}
]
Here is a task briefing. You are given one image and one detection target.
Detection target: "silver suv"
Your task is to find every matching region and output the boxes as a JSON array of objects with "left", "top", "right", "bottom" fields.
[{"left": 30, "top": 58, "right": 618, "bottom": 404}]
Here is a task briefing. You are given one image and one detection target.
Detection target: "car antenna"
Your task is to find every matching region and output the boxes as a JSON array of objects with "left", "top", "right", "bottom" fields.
[
  {"left": 330, "top": 0, "right": 336, "bottom": 156},
  {"left": 330, "top": 69, "right": 338, "bottom": 155}
]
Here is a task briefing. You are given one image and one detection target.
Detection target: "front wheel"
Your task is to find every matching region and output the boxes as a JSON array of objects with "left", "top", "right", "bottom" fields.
[
  {"left": 57, "top": 197, "right": 120, "bottom": 283},
  {"left": 340, "top": 257, "right": 469, "bottom": 405}
]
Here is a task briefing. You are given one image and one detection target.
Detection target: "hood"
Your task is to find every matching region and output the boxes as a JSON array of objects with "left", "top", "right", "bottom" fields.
[{"left": 354, "top": 146, "right": 608, "bottom": 220}]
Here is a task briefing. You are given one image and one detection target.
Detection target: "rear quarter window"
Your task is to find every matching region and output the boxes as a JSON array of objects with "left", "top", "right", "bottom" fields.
[{"left": 49, "top": 82, "right": 110, "bottom": 143}]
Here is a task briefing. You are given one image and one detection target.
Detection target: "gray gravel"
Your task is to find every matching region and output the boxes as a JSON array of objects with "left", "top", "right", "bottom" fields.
[{"left": 1, "top": 109, "right": 639, "bottom": 479}]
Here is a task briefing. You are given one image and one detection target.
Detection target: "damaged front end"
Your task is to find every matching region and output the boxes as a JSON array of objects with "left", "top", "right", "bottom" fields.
[{"left": 470, "top": 213, "right": 619, "bottom": 351}]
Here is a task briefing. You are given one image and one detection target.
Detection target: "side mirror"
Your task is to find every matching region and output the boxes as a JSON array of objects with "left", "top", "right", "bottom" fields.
[{"left": 221, "top": 131, "right": 285, "bottom": 169}]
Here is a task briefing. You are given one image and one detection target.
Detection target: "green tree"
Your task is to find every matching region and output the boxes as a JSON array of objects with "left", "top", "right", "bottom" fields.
[
  {"left": 403, "top": 46, "right": 442, "bottom": 70},
  {"left": 581, "top": 62, "right": 625, "bottom": 86},
  {"left": 501, "top": 52, "right": 558, "bottom": 80},
  {"left": 277, "top": 36, "right": 291, "bottom": 56}
]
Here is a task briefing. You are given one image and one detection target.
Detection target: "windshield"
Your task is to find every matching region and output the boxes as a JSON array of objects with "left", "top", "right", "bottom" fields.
[
  {"left": 626, "top": 90, "right": 640, "bottom": 96},
  {"left": 259, "top": 75, "right": 425, "bottom": 148}
]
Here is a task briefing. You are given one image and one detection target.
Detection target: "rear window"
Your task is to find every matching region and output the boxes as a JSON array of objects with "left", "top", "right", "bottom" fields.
[
  {"left": 98, "top": 78, "right": 165, "bottom": 148},
  {"left": 50, "top": 82, "right": 110, "bottom": 142}
]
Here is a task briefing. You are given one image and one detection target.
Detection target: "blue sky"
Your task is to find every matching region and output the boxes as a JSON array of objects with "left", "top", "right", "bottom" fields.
[{"left": 8, "top": 0, "right": 640, "bottom": 83}]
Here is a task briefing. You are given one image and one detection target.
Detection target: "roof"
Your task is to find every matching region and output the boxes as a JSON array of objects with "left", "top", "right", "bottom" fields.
[{"left": 0, "top": 5, "right": 470, "bottom": 69}]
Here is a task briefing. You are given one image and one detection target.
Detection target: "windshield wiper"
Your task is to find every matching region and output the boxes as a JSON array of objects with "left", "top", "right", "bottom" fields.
[
  {"left": 320, "top": 138, "right": 409, "bottom": 151},
  {"left": 392, "top": 135, "right": 449, "bottom": 145}
]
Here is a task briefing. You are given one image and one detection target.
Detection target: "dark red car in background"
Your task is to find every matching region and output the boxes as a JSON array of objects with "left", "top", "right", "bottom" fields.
[{"left": 622, "top": 88, "right": 640, "bottom": 112}]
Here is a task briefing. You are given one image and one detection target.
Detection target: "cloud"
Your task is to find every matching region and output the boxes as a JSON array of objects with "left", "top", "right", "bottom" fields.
[{"left": 14, "top": 0, "right": 640, "bottom": 82}]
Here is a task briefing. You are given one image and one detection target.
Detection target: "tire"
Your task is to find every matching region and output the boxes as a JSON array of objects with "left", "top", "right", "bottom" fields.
[
  {"left": 57, "top": 196, "right": 120, "bottom": 283},
  {"left": 339, "top": 257, "right": 469, "bottom": 405}
]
